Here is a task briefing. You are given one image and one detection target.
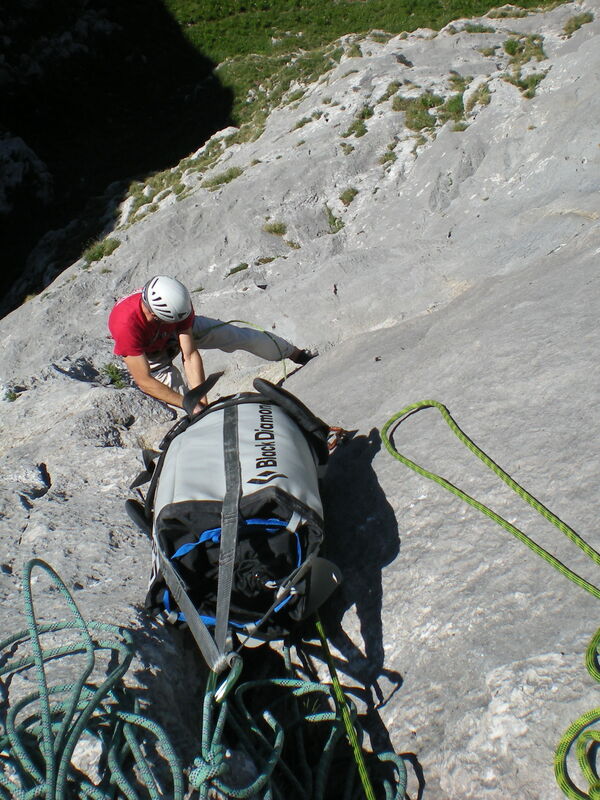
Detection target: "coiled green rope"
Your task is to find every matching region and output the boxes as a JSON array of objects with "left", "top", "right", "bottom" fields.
[{"left": 381, "top": 400, "right": 600, "bottom": 799}]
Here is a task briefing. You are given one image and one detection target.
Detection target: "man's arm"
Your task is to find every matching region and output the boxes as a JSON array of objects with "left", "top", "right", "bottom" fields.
[
  {"left": 123, "top": 354, "right": 187, "bottom": 409},
  {"left": 179, "top": 329, "right": 206, "bottom": 389},
  {"left": 179, "top": 329, "right": 208, "bottom": 411}
]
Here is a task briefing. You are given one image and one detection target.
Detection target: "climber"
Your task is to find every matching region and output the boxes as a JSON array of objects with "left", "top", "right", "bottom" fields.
[{"left": 108, "top": 275, "right": 316, "bottom": 412}]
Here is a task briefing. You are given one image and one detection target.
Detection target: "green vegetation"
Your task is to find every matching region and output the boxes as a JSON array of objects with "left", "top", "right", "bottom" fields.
[
  {"left": 101, "top": 363, "right": 126, "bottom": 389},
  {"left": 345, "top": 42, "right": 363, "bottom": 58},
  {"left": 503, "top": 34, "right": 545, "bottom": 64},
  {"left": 505, "top": 70, "right": 547, "bottom": 98},
  {"left": 325, "top": 204, "right": 344, "bottom": 233},
  {"left": 263, "top": 221, "right": 287, "bottom": 235},
  {"left": 162, "top": 0, "right": 562, "bottom": 133},
  {"left": 293, "top": 117, "right": 312, "bottom": 130},
  {"left": 82, "top": 237, "right": 120, "bottom": 267},
  {"left": 448, "top": 71, "right": 472, "bottom": 92},
  {"left": 501, "top": 33, "right": 547, "bottom": 98},
  {"left": 339, "top": 187, "right": 358, "bottom": 206},
  {"left": 464, "top": 23, "right": 495, "bottom": 32},
  {"left": 285, "top": 239, "right": 301, "bottom": 249},
  {"left": 563, "top": 12, "right": 593, "bottom": 37},
  {"left": 488, "top": 5, "right": 529, "bottom": 16},
  {"left": 201, "top": 166, "right": 244, "bottom": 190},
  {"left": 226, "top": 262, "right": 249, "bottom": 276},
  {"left": 438, "top": 93, "right": 465, "bottom": 124},
  {"left": 392, "top": 92, "right": 443, "bottom": 130},
  {"left": 4, "top": 389, "right": 18, "bottom": 402},
  {"left": 341, "top": 118, "right": 368, "bottom": 138},
  {"left": 340, "top": 142, "right": 355, "bottom": 155},
  {"left": 379, "top": 149, "right": 397, "bottom": 165},
  {"left": 377, "top": 81, "right": 401, "bottom": 104},
  {"left": 465, "top": 82, "right": 491, "bottom": 111}
]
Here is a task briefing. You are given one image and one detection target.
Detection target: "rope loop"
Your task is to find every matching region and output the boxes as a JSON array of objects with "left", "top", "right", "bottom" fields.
[
  {"left": 381, "top": 401, "right": 600, "bottom": 800},
  {"left": 189, "top": 745, "right": 228, "bottom": 786}
]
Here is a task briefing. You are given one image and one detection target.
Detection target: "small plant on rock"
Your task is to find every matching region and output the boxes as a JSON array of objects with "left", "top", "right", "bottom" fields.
[
  {"left": 563, "top": 12, "right": 593, "bottom": 37},
  {"left": 82, "top": 237, "right": 120, "bottom": 267},
  {"left": 263, "top": 221, "right": 287, "bottom": 236},
  {"left": 325, "top": 205, "right": 344, "bottom": 233},
  {"left": 339, "top": 187, "right": 358, "bottom": 206},
  {"left": 101, "top": 362, "right": 126, "bottom": 389}
]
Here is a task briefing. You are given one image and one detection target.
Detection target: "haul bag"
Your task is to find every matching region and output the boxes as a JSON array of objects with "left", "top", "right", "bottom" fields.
[{"left": 134, "top": 379, "right": 341, "bottom": 644}]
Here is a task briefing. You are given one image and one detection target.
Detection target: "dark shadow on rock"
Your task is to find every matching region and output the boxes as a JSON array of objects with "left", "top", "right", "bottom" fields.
[
  {"left": 0, "top": 0, "right": 233, "bottom": 316},
  {"left": 320, "top": 428, "right": 401, "bottom": 685}
]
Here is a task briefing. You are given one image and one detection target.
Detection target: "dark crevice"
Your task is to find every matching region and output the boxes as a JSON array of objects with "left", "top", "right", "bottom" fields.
[{"left": 0, "top": 0, "right": 233, "bottom": 316}]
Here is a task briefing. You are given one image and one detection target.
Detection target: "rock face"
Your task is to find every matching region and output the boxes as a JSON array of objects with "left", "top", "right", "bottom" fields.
[{"left": 1, "top": 3, "right": 599, "bottom": 797}]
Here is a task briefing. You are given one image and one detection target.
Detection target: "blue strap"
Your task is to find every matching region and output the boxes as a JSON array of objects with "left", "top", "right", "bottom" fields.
[{"left": 171, "top": 518, "right": 290, "bottom": 560}]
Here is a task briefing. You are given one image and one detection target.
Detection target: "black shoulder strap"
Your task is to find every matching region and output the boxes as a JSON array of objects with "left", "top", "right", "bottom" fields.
[{"left": 182, "top": 372, "right": 224, "bottom": 417}]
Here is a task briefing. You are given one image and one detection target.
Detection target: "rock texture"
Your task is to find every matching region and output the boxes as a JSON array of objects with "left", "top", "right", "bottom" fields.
[{"left": 1, "top": 3, "right": 599, "bottom": 797}]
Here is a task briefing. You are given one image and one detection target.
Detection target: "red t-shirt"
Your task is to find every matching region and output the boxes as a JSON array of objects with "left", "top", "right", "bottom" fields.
[{"left": 108, "top": 291, "right": 195, "bottom": 357}]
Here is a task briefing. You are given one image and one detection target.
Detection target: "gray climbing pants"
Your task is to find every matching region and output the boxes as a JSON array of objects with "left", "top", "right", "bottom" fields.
[{"left": 147, "top": 316, "right": 295, "bottom": 394}]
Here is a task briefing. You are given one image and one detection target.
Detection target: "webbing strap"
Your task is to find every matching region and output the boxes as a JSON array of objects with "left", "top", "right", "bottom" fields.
[
  {"left": 215, "top": 404, "right": 242, "bottom": 653},
  {"left": 157, "top": 544, "right": 223, "bottom": 671}
]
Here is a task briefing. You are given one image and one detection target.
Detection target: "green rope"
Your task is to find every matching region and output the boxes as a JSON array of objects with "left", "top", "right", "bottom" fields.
[
  {"left": 318, "top": 615, "right": 408, "bottom": 800},
  {"left": 381, "top": 400, "right": 600, "bottom": 600},
  {"left": 381, "top": 400, "right": 600, "bottom": 799}
]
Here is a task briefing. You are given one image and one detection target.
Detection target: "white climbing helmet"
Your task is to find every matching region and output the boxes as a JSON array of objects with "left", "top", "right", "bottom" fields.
[{"left": 142, "top": 276, "right": 192, "bottom": 322}]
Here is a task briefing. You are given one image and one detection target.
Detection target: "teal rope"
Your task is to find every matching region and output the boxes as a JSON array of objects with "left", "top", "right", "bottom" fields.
[
  {"left": 1, "top": 560, "right": 407, "bottom": 800},
  {"left": 381, "top": 400, "right": 600, "bottom": 799},
  {"left": 0, "top": 559, "right": 184, "bottom": 800}
]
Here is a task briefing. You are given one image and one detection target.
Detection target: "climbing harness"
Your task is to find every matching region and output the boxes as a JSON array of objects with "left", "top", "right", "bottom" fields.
[{"left": 381, "top": 399, "right": 600, "bottom": 799}]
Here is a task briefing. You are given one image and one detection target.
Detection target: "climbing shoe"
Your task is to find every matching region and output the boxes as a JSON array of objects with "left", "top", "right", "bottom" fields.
[{"left": 290, "top": 348, "right": 318, "bottom": 365}]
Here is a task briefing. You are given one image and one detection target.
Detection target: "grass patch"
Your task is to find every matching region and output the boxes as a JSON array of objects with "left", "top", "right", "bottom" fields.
[
  {"left": 393, "top": 92, "right": 443, "bottom": 130},
  {"left": 464, "top": 22, "right": 495, "bottom": 32},
  {"left": 563, "top": 12, "right": 593, "bottom": 37},
  {"left": 263, "top": 221, "right": 287, "bottom": 235},
  {"left": 201, "top": 166, "right": 244, "bottom": 190},
  {"left": 256, "top": 256, "right": 277, "bottom": 264},
  {"left": 379, "top": 150, "right": 397, "bottom": 165},
  {"left": 449, "top": 71, "right": 472, "bottom": 92},
  {"left": 341, "top": 118, "right": 368, "bottom": 138},
  {"left": 487, "top": 6, "right": 529, "bottom": 17},
  {"left": 503, "top": 34, "right": 545, "bottom": 65},
  {"left": 4, "top": 389, "right": 18, "bottom": 402},
  {"left": 325, "top": 204, "right": 344, "bottom": 234},
  {"left": 377, "top": 81, "right": 401, "bottom": 104},
  {"left": 82, "top": 237, "right": 120, "bottom": 267},
  {"left": 505, "top": 70, "right": 547, "bottom": 98},
  {"left": 293, "top": 117, "right": 312, "bottom": 129},
  {"left": 285, "top": 240, "right": 301, "bottom": 249},
  {"left": 340, "top": 187, "right": 358, "bottom": 206},
  {"left": 101, "top": 362, "right": 126, "bottom": 389},
  {"left": 226, "top": 262, "right": 249, "bottom": 277},
  {"left": 438, "top": 93, "right": 465, "bottom": 124},
  {"left": 465, "top": 82, "right": 491, "bottom": 111},
  {"left": 345, "top": 42, "right": 363, "bottom": 58},
  {"left": 340, "top": 142, "right": 355, "bottom": 155}
]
